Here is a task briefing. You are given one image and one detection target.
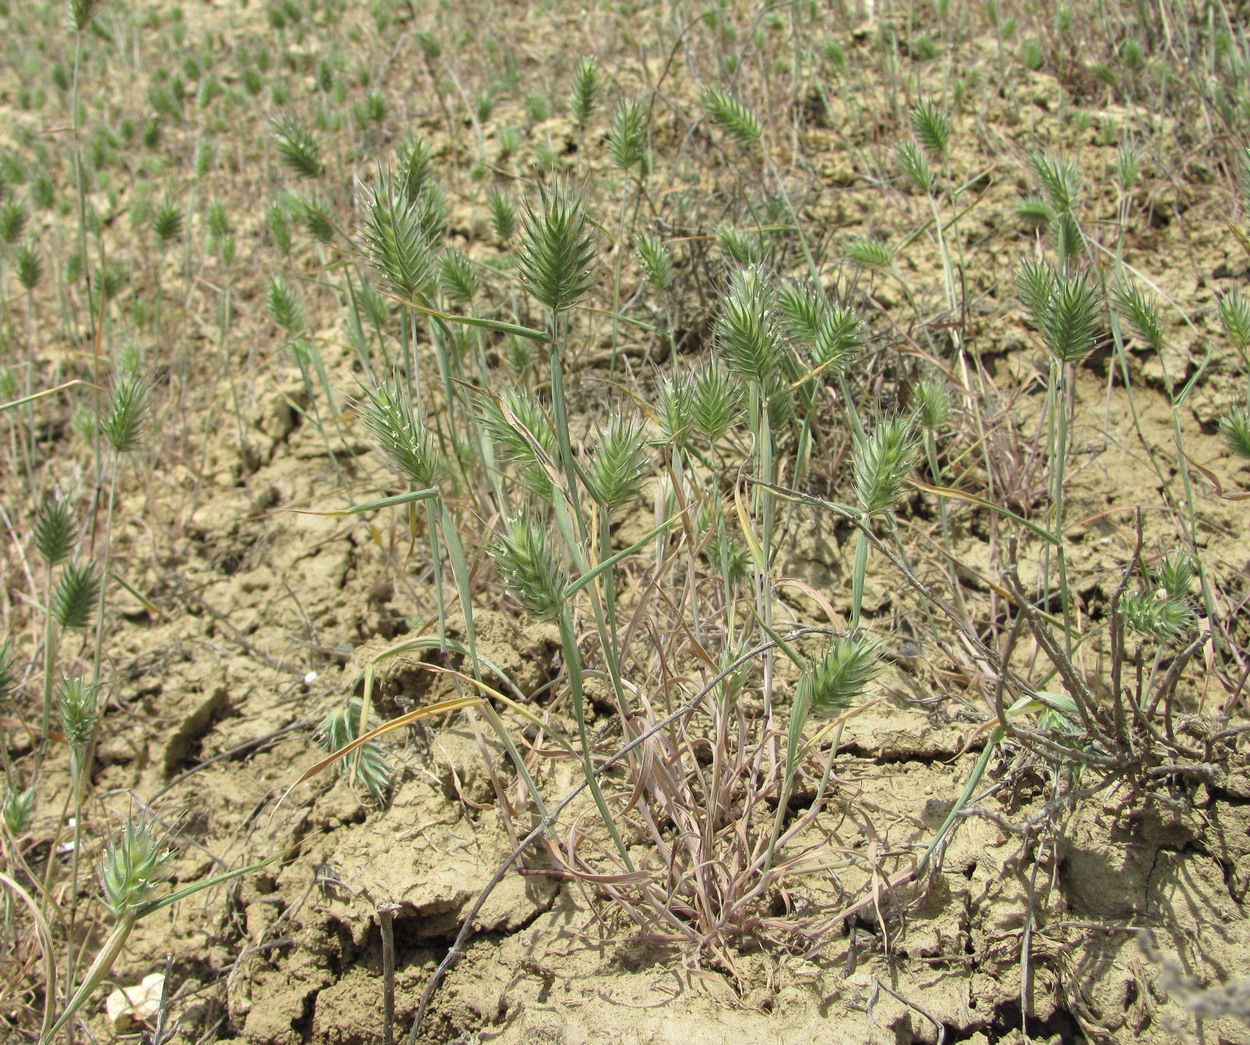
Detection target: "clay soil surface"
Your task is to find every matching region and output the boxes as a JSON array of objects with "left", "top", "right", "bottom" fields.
[{"left": 3, "top": 1, "right": 1250, "bottom": 1043}]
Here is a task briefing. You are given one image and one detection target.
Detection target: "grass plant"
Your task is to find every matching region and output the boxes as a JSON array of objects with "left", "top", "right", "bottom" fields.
[{"left": 2, "top": 0, "right": 1250, "bottom": 1040}]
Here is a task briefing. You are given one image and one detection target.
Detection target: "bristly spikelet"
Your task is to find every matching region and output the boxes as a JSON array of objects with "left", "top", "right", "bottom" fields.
[
  {"left": 272, "top": 115, "right": 324, "bottom": 179},
  {"left": 2, "top": 786, "right": 35, "bottom": 837},
  {"left": 1122, "top": 592, "right": 1196, "bottom": 641},
  {"left": 569, "top": 58, "right": 600, "bottom": 129},
  {"left": 1116, "top": 142, "right": 1141, "bottom": 194},
  {"left": 1016, "top": 257, "right": 1055, "bottom": 329},
  {"left": 0, "top": 199, "right": 28, "bottom": 244},
  {"left": 299, "top": 195, "right": 336, "bottom": 244},
  {"left": 692, "top": 358, "right": 743, "bottom": 442},
  {"left": 516, "top": 179, "right": 596, "bottom": 314},
  {"left": 909, "top": 98, "right": 951, "bottom": 161},
  {"left": 487, "top": 187, "right": 516, "bottom": 245},
  {"left": 608, "top": 96, "right": 647, "bottom": 171},
  {"left": 53, "top": 563, "right": 99, "bottom": 630},
  {"left": 1114, "top": 281, "right": 1164, "bottom": 353},
  {"left": 1029, "top": 152, "right": 1079, "bottom": 213},
  {"left": 1219, "top": 407, "right": 1250, "bottom": 460},
  {"left": 800, "top": 634, "right": 882, "bottom": 715},
  {"left": 1043, "top": 272, "right": 1101, "bottom": 364},
  {"left": 894, "top": 139, "right": 934, "bottom": 194},
  {"left": 266, "top": 273, "right": 305, "bottom": 333},
  {"left": 101, "top": 373, "right": 149, "bottom": 453},
  {"left": 701, "top": 86, "right": 762, "bottom": 148},
  {"left": 813, "top": 304, "right": 866, "bottom": 372},
  {"left": 58, "top": 676, "right": 97, "bottom": 749},
  {"left": 716, "top": 264, "right": 781, "bottom": 385},
  {"left": 364, "top": 172, "right": 438, "bottom": 300},
  {"left": 0, "top": 638, "right": 14, "bottom": 708},
  {"left": 1015, "top": 197, "right": 1056, "bottom": 229},
  {"left": 266, "top": 201, "right": 293, "bottom": 256},
  {"left": 439, "top": 249, "right": 478, "bottom": 304},
  {"left": 715, "top": 225, "right": 763, "bottom": 266},
  {"left": 35, "top": 498, "right": 76, "bottom": 567},
  {"left": 67, "top": 0, "right": 104, "bottom": 33},
  {"left": 100, "top": 819, "right": 175, "bottom": 916},
  {"left": 657, "top": 373, "right": 695, "bottom": 450},
  {"left": 634, "top": 233, "right": 672, "bottom": 290},
  {"left": 16, "top": 241, "right": 42, "bottom": 291},
  {"left": 477, "top": 387, "right": 556, "bottom": 494},
  {"left": 151, "top": 199, "right": 183, "bottom": 246},
  {"left": 854, "top": 417, "right": 919, "bottom": 517},
  {"left": 776, "top": 279, "right": 823, "bottom": 343},
  {"left": 585, "top": 413, "right": 651, "bottom": 511},
  {"left": 913, "top": 378, "right": 952, "bottom": 431},
  {"left": 1156, "top": 549, "right": 1194, "bottom": 599},
  {"left": 1238, "top": 146, "right": 1250, "bottom": 213},
  {"left": 1218, "top": 286, "right": 1250, "bottom": 358},
  {"left": 397, "top": 133, "right": 433, "bottom": 206},
  {"left": 317, "top": 699, "right": 392, "bottom": 805},
  {"left": 492, "top": 516, "right": 565, "bottom": 621},
  {"left": 843, "top": 236, "right": 894, "bottom": 270},
  {"left": 361, "top": 379, "right": 437, "bottom": 488}
]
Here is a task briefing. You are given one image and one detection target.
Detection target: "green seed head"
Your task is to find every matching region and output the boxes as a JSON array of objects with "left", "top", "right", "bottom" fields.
[
  {"left": 634, "top": 233, "right": 673, "bottom": 291},
  {"left": 657, "top": 373, "right": 695, "bottom": 450},
  {"left": 717, "top": 264, "right": 781, "bottom": 385},
  {"left": 439, "top": 249, "right": 478, "bottom": 304},
  {"left": 487, "top": 187, "right": 516, "bottom": 245},
  {"left": 1045, "top": 272, "right": 1101, "bottom": 363},
  {"left": 101, "top": 373, "right": 150, "bottom": 453},
  {"left": 53, "top": 563, "right": 99, "bottom": 630},
  {"left": 913, "top": 378, "right": 952, "bottom": 431},
  {"left": 152, "top": 199, "right": 183, "bottom": 246},
  {"left": 398, "top": 134, "right": 433, "bottom": 206},
  {"left": 16, "top": 241, "right": 42, "bottom": 291},
  {"left": 700, "top": 85, "right": 762, "bottom": 148},
  {"left": 1218, "top": 286, "right": 1250, "bottom": 357},
  {"left": 843, "top": 237, "right": 894, "bottom": 271},
  {"left": 67, "top": 0, "right": 104, "bottom": 33},
  {"left": 692, "top": 358, "right": 743, "bottom": 442},
  {"left": 0, "top": 199, "right": 27, "bottom": 244},
  {"left": 1221, "top": 407, "right": 1250, "bottom": 459},
  {"left": 516, "top": 179, "right": 596, "bottom": 315},
  {"left": 0, "top": 637, "right": 15, "bottom": 710},
  {"left": 854, "top": 417, "right": 918, "bottom": 517},
  {"left": 3, "top": 786, "right": 35, "bottom": 837},
  {"left": 777, "top": 279, "right": 823, "bottom": 343},
  {"left": 100, "top": 818, "right": 175, "bottom": 916},
  {"left": 58, "top": 676, "right": 97, "bottom": 749},
  {"left": 1156, "top": 549, "right": 1194, "bottom": 599},
  {"left": 608, "top": 96, "right": 647, "bottom": 171},
  {"left": 1029, "top": 152, "right": 1079, "bottom": 213},
  {"left": 894, "top": 139, "right": 934, "bottom": 194},
  {"left": 1114, "top": 281, "right": 1163, "bottom": 354},
  {"left": 35, "top": 497, "right": 76, "bottom": 568},
  {"left": 813, "top": 303, "right": 866, "bottom": 372},
  {"left": 1122, "top": 592, "right": 1196, "bottom": 642},
  {"left": 365, "top": 173, "right": 438, "bottom": 300},
  {"left": 1116, "top": 142, "right": 1140, "bottom": 194},
  {"left": 361, "top": 380, "right": 438, "bottom": 488},
  {"left": 317, "top": 699, "right": 392, "bottom": 804},
  {"left": 272, "top": 115, "right": 324, "bottom": 179},
  {"left": 585, "top": 413, "right": 651, "bottom": 511},
  {"left": 569, "top": 58, "right": 599, "bottom": 128},
  {"left": 800, "top": 634, "right": 881, "bottom": 716},
  {"left": 492, "top": 516, "right": 565, "bottom": 621},
  {"left": 266, "top": 274, "right": 305, "bottom": 333},
  {"left": 909, "top": 98, "right": 951, "bottom": 161},
  {"left": 478, "top": 387, "right": 556, "bottom": 494}
]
